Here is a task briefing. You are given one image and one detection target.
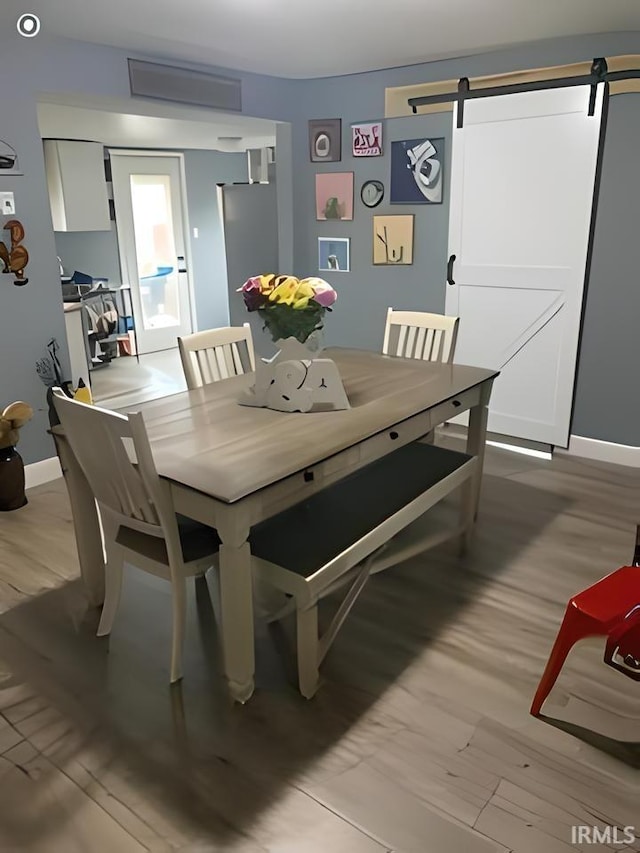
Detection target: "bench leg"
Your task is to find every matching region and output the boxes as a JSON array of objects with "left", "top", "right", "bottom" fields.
[{"left": 296, "top": 605, "right": 320, "bottom": 699}]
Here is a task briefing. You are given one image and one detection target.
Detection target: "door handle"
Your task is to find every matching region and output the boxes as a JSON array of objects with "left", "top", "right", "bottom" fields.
[{"left": 446, "top": 254, "right": 456, "bottom": 286}]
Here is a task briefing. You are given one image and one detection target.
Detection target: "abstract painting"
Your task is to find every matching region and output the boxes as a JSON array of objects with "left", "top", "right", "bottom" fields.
[
  {"left": 309, "top": 119, "right": 342, "bottom": 162},
  {"left": 318, "top": 237, "right": 350, "bottom": 272},
  {"left": 315, "top": 172, "right": 354, "bottom": 220},
  {"left": 352, "top": 122, "right": 383, "bottom": 157},
  {"left": 390, "top": 137, "right": 444, "bottom": 204},
  {"left": 373, "top": 215, "right": 414, "bottom": 265}
]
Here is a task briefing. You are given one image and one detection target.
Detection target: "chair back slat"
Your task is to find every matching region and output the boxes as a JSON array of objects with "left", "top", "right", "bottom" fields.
[
  {"left": 383, "top": 308, "right": 459, "bottom": 364},
  {"left": 179, "top": 324, "right": 255, "bottom": 390},
  {"left": 52, "top": 389, "right": 164, "bottom": 534}
]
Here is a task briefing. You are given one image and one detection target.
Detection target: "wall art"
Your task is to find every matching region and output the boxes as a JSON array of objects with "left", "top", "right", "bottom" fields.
[
  {"left": 373, "top": 215, "right": 413, "bottom": 265},
  {"left": 352, "top": 122, "right": 383, "bottom": 157},
  {"left": 315, "top": 172, "right": 354, "bottom": 220},
  {"left": 309, "top": 119, "right": 342, "bottom": 162},
  {"left": 390, "top": 137, "right": 444, "bottom": 204},
  {"left": 318, "top": 237, "right": 350, "bottom": 272}
]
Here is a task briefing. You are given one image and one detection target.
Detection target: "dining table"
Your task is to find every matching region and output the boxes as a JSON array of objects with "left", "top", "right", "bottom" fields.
[{"left": 53, "top": 347, "right": 498, "bottom": 702}]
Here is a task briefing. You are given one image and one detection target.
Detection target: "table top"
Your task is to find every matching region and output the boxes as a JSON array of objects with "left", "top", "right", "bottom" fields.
[{"left": 132, "top": 348, "right": 497, "bottom": 504}]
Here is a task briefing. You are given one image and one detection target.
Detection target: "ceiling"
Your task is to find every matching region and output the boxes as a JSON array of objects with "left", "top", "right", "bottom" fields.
[
  {"left": 36, "top": 96, "right": 278, "bottom": 152},
  {"left": 12, "top": 0, "right": 640, "bottom": 78}
]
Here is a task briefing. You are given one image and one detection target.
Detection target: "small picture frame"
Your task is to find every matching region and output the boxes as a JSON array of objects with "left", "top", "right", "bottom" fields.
[
  {"left": 352, "top": 122, "right": 383, "bottom": 157},
  {"left": 318, "top": 237, "right": 350, "bottom": 272},
  {"left": 315, "top": 172, "right": 354, "bottom": 220},
  {"left": 373, "top": 215, "right": 414, "bottom": 265},
  {"left": 309, "top": 119, "right": 342, "bottom": 163}
]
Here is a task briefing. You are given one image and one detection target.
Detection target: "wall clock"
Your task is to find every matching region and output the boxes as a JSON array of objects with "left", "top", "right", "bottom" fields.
[{"left": 361, "top": 180, "right": 384, "bottom": 208}]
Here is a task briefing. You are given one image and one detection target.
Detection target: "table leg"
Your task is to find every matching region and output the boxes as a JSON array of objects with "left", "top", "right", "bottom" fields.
[
  {"left": 460, "top": 400, "right": 489, "bottom": 550},
  {"left": 52, "top": 433, "right": 105, "bottom": 607},
  {"left": 216, "top": 513, "right": 255, "bottom": 703}
]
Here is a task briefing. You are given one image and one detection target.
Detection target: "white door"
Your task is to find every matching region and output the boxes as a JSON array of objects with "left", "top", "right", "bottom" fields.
[
  {"left": 446, "top": 85, "right": 603, "bottom": 446},
  {"left": 110, "top": 152, "right": 194, "bottom": 354}
]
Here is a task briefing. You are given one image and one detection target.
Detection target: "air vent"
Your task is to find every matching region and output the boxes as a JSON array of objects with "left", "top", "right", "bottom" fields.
[{"left": 128, "top": 59, "right": 242, "bottom": 112}]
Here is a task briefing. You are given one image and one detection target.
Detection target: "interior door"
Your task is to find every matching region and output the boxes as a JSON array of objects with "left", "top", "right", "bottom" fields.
[
  {"left": 446, "top": 85, "right": 603, "bottom": 446},
  {"left": 110, "top": 153, "right": 193, "bottom": 354}
]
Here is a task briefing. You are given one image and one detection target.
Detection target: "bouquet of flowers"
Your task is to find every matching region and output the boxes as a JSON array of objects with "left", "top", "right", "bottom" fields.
[{"left": 238, "top": 274, "right": 337, "bottom": 345}]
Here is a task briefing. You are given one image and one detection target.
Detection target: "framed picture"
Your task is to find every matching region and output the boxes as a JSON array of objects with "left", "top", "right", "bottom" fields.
[
  {"left": 352, "top": 122, "right": 383, "bottom": 157},
  {"left": 315, "top": 172, "right": 354, "bottom": 220},
  {"left": 318, "top": 237, "right": 350, "bottom": 272},
  {"left": 360, "top": 179, "right": 384, "bottom": 208},
  {"left": 309, "top": 119, "right": 342, "bottom": 162},
  {"left": 373, "top": 215, "right": 414, "bottom": 265},
  {"left": 390, "top": 137, "right": 444, "bottom": 204}
]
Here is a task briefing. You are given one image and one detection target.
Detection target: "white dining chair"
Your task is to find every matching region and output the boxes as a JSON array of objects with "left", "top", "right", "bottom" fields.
[
  {"left": 382, "top": 308, "right": 459, "bottom": 364},
  {"left": 178, "top": 324, "right": 255, "bottom": 390},
  {"left": 52, "top": 388, "right": 220, "bottom": 683}
]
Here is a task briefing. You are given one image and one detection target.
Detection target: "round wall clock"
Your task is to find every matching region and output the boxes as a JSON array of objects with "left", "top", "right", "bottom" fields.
[{"left": 361, "top": 180, "right": 384, "bottom": 208}]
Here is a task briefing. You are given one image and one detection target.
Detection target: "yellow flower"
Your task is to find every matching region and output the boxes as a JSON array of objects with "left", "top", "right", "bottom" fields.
[{"left": 269, "top": 275, "right": 300, "bottom": 305}]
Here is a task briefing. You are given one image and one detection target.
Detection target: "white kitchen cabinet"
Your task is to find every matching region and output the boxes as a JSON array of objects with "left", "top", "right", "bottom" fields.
[{"left": 44, "top": 140, "right": 111, "bottom": 232}]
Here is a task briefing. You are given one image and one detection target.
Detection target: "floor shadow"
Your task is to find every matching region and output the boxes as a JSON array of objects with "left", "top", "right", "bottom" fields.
[
  {"left": 0, "top": 470, "right": 574, "bottom": 847},
  {"left": 539, "top": 715, "right": 640, "bottom": 768}
]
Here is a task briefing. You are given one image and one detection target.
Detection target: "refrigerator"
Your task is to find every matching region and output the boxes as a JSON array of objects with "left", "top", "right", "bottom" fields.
[{"left": 219, "top": 182, "right": 279, "bottom": 359}]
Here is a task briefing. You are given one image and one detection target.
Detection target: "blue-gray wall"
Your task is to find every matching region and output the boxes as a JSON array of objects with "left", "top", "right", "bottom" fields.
[
  {"left": 55, "top": 226, "right": 122, "bottom": 283},
  {"left": 0, "top": 26, "right": 293, "bottom": 462},
  {"left": 182, "top": 149, "right": 248, "bottom": 329},
  {"left": 571, "top": 94, "right": 640, "bottom": 446},
  {"left": 290, "top": 32, "right": 640, "bottom": 446},
  {"left": 1, "top": 23, "right": 639, "bottom": 462}
]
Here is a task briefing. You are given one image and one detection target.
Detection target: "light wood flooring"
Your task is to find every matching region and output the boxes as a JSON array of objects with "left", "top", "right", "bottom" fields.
[{"left": 0, "top": 434, "right": 638, "bottom": 852}]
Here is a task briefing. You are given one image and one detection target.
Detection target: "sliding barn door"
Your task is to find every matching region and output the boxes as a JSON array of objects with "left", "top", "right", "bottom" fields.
[{"left": 446, "top": 85, "right": 603, "bottom": 446}]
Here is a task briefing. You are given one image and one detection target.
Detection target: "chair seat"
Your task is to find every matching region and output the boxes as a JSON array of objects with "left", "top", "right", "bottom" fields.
[
  {"left": 573, "top": 565, "right": 640, "bottom": 622},
  {"left": 116, "top": 515, "right": 221, "bottom": 565},
  {"left": 250, "top": 442, "right": 471, "bottom": 579}
]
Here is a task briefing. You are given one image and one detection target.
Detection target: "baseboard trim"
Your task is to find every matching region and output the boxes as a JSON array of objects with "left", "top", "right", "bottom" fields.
[
  {"left": 25, "top": 456, "right": 62, "bottom": 489},
  {"left": 555, "top": 435, "right": 640, "bottom": 468}
]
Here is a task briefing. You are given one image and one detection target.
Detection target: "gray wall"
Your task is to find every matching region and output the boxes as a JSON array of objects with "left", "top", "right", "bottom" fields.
[
  {"left": 181, "top": 149, "right": 248, "bottom": 329},
  {"left": 571, "top": 94, "right": 640, "bottom": 446},
  {"left": 55, "top": 226, "right": 122, "bottom": 283},
  {"left": 290, "top": 32, "right": 640, "bottom": 446},
  {"left": 0, "top": 24, "right": 293, "bottom": 463}
]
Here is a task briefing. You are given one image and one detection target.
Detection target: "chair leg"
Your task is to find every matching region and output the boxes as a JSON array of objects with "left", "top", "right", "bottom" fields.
[
  {"left": 97, "top": 545, "right": 124, "bottom": 637},
  {"left": 170, "top": 577, "right": 187, "bottom": 684},
  {"left": 296, "top": 604, "right": 320, "bottom": 700},
  {"left": 530, "top": 605, "right": 602, "bottom": 717}
]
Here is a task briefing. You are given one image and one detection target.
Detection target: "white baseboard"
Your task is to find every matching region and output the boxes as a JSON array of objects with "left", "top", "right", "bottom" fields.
[
  {"left": 25, "top": 456, "right": 62, "bottom": 489},
  {"left": 556, "top": 435, "right": 640, "bottom": 468}
]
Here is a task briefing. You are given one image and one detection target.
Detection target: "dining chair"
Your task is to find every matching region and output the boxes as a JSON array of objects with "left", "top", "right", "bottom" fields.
[
  {"left": 382, "top": 308, "right": 459, "bottom": 364},
  {"left": 530, "top": 525, "right": 640, "bottom": 716},
  {"left": 178, "top": 323, "right": 255, "bottom": 390},
  {"left": 52, "top": 388, "right": 220, "bottom": 683}
]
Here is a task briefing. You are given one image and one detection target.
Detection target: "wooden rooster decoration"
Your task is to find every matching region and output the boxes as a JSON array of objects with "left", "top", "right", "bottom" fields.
[{"left": 0, "top": 219, "right": 29, "bottom": 286}]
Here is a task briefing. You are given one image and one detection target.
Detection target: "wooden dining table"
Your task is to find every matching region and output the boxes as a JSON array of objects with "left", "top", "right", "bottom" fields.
[{"left": 54, "top": 348, "right": 497, "bottom": 702}]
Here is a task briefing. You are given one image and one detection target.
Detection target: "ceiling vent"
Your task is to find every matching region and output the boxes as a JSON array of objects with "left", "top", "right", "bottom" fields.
[{"left": 128, "top": 59, "right": 242, "bottom": 112}]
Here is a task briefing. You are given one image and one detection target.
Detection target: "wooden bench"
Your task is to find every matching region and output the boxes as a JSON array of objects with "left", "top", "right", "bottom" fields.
[{"left": 241, "top": 440, "right": 476, "bottom": 697}]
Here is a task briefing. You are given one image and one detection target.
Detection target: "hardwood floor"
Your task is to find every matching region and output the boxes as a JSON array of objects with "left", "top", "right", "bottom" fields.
[{"left": 0, "top": 435, "right": 638, "bottom": 852}]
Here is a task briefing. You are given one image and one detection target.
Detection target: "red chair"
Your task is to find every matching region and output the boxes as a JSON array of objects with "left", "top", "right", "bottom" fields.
[{"left": 530, "top": 526, "right": 640, "bottom": 716}]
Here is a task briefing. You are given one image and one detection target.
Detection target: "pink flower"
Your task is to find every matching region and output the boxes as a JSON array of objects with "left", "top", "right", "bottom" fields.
[{"left": 300, "top": 277, "right": 337, "bottom": 308}]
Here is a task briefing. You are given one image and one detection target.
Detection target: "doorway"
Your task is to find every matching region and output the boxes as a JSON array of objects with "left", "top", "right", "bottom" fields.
[
  {"left": 446, "top": 85, "right": 603, "bottom": 446},
  {"left": 110, "top": 151, "right": 194, "bottom": 354}
]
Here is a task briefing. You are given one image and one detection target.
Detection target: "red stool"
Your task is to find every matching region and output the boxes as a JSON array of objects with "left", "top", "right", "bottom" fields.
[{"left": 530, "top": 526, "right": 640, "bottom": 717}]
